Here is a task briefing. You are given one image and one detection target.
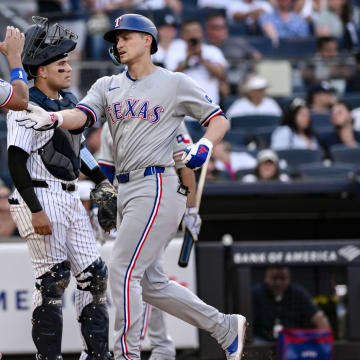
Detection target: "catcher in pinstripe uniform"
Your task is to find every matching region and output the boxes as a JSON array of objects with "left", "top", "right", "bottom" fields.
[{"left": 7, "top": 17, "right": 113, "bottom": 360}]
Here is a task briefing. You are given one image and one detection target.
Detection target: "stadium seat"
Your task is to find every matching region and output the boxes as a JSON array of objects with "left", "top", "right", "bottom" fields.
[
  {"left": 221, "top": 95, "right": 237, "bottom": 114},
  {"left": 275, "top": 38, "right": 317, "bottom": 58},
  {"left": 310, "top": 112, "right": 333, "bottom": 133},
  {"left": 329, "top": 144, "right": 360, "bottom": 167},
  {"left": 340, "top": 93, "right": 360, "bottom": 110},
  {"left": 230, "top": 115, "right": 281, "bottom": 146},
  {"left": 184, "top": 120, "right": 205, "bottom": 143},
  {"left": 253, "top": 126, "right": 278, "bottom": 149},
  {"left": 223, "top": 129, "right": 247, "bottom": 147},
  {"left": 230, "top": 115, "right": 282, "bottom": 130},
  {"left": 297, "top": 162, "right": 356, "bottom": 180},
  {"left": 276, "top": 149, "right": 323, "bottom": 171}
]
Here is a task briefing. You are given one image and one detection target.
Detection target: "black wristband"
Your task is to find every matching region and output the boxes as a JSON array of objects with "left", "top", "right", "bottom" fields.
[{"left": 19, "top": 187, "right": 43, "bottom": 213}]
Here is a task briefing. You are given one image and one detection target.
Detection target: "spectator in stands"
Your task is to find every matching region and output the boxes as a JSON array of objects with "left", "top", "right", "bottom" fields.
[
  {"left": 345, "top": 52, "right": 360, "bottom": 93},
  {"left": 252, "top": 266, "right": 331, "bottom": 342},
  {"left": 226, "top": 74, "right": 282, "bottom": 120},
  {"left": 197, "top": 0, "right": 227, "bottom": 9},
  {"left": 318, "top": 101, "right": 360, "bottom": 158},
  {"left": 152, "top": 13, "right": 178, "bottom": 68},
  {"left": 227, "top": 0, "right": 274, "bottom": 34},
  {"left": 242, "top": 149, "right": 290, "bottom": 182},
  {"left": 0, "top": 179, "right": 17, "bottom": 236},
  {"left": 205, "top": 157, "right": 221, "bottom": 182},
  {"left": 205, "top": 13, "right": 262, "bottom": 61},
  {"left": 37, "top": 0, "right": 63, "bottom": 22},
  {"left": 271, "top": 97, "right": 320, "bottom": 150},
  {"left": 166, "top": 19, "right": 228, "bottom": 105},
  {"left": 259, "top": 0, "right": 310, "bottom": 47},
  {"left": 212, "top": 140, "right": 257, "bottom": 180},
  {"left": 301, "top": 37, "right": 355, "bottom": 91},
  {"left": 307, "top": 81, "right": 337, "bottom": 114},
  {"left": 314, "top": 0, "right": 360, "bottom": 50},
  {"left": 103, "top": 0, "right": 182, "bottom": 15}
]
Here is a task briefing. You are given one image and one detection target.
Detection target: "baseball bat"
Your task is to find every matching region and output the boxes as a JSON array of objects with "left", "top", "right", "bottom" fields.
[{"left": 178, "top": 157, "right": 209, "bottom": 267}]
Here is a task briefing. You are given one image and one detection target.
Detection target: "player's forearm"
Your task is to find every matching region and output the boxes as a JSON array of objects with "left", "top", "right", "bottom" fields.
[
  {"left": 9, "top": 82, "right": 29, "bottom": 110},
  {"left": 56, "top": 108, "right": 88, "bottom": 130},
  {"left": 179, "top": 167, "right": 197, "bottom": 208},
  {"left": 203, "top": 115, "right": 229, "bottom": 146}
]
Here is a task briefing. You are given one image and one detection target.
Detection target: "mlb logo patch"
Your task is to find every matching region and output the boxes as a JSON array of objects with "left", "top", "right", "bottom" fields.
[{"left": 205, "top": 95, "right": 213, "bottom": 103}]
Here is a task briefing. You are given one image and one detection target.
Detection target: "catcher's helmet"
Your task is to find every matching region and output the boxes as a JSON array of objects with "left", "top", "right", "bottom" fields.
[
  {"left": 22, "top": 16, "right": 77, "bottom": 79},
  {"left": 104, "top": 14, "right": 158, "bottom": 54}
]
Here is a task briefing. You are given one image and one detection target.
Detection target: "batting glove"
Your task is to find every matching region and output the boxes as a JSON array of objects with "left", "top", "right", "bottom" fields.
[
  {"left": 181, "top": 137, "right": 213, "bottom": 170},
  {"left": 16, "top": 103, "right": 63, "bottom": 131},
  {"left": 183, "top": 207, "right": 202, "bottom": 241}
]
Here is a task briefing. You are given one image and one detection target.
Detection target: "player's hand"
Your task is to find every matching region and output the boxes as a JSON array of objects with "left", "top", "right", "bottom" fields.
[
  {"left": 181, "top": 137, "right": 213, "bottom": 170},
  {"left": 32, "top": 210, "right": 52, "bottom": 235},
  {"left": 183, "top": 207, "right": 202, "bottom": 241},
  {"left": 16, "top": 104, "right": 59, "bottom": 131},
  {"left": 0, "top": 26, "right": 25, "bottom": 57}
]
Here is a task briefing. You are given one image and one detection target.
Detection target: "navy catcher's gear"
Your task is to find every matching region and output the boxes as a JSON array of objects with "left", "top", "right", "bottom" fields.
[
  {"left": 22, "top": 16, "right": 77, "bottom": 79},
  {"left": 104, "top": 13, "right": 158, "bottom": 54},
  {"left": 32, "top": 261, "right": 71, "bottom": 359},
  {"left": 76, "top": 259, "right": 110, "bottom": 358},
  {"left": 79, "top": 302, "right": 110, "bottom": 359},
  {"left": 75, "top": 258, "right": 108, "bottom": 301}
]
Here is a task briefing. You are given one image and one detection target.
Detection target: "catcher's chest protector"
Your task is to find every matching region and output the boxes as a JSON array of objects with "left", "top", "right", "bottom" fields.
[{"left": 29, "top": 87, "right": 82, "bottom": 181}]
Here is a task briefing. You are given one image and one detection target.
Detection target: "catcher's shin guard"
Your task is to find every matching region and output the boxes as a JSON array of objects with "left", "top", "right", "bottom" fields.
[
  {"left": 32, "top": 261, "right": 71, "bottom": 360},
  {"left": 77, "top": 258, "right": 110, "bottom": 358},
  {"left": 79, "top": 302, "right": 110, "bottom": 359}
]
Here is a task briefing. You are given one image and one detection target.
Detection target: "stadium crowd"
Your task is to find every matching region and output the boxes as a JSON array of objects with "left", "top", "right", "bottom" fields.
[{"left": 2, "top": 0, "right": 360, "bottom": 185}]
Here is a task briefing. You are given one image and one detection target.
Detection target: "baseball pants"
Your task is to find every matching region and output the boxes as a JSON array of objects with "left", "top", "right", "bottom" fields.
[{"left": 109, "top": 167, "right": 237, "bottom": 359}]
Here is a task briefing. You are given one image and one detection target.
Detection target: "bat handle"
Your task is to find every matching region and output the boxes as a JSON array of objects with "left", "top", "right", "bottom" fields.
[{"left": 178, "top": 229, "right": 194, "bottom": 268}]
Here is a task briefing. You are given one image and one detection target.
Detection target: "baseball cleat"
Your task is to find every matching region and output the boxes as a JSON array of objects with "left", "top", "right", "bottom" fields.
[{"left": 225, "top": 315, "right": 248, "bottom": 360}]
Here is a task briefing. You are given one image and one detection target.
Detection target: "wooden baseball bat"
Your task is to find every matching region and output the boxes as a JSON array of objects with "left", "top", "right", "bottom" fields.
[{"left": 178, "top": 158, "right": 209, "bottom": 267}]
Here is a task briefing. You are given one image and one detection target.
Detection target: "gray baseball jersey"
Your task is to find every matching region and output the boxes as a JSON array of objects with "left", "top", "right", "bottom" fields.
[
  {"left": 78, "top": 67, "right": 236, "bottom": 360},
  {"left": 0, "top": 79, "right": 14, "bottom": 108},
  {"left": 77, "top": 67, "right": 221, "bottom": 173},
  {"left": 98, "top": 121, "right": 193, "bottom": 172}
]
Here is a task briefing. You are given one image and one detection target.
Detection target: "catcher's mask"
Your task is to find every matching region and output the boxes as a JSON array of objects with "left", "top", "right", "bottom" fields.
[{"left": 22, "top": 16, "right": 78, "bottom": 79}]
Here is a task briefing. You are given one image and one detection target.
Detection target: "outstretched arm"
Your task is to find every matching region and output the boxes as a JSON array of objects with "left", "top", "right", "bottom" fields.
[
  {"left": 0, "top": 26, "right": 28, "bottom": 110},
  {"left": 16, "top": 104, "right": 89, "bottom": 131}
]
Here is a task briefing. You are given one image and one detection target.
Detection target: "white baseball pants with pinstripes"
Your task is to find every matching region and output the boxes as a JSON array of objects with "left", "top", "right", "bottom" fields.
[
  {"left": 10, "top": 185, "right": 101, "bottom": 354},
  {"left": 109, "top": 169, "right": 238, "bottom": 360}
]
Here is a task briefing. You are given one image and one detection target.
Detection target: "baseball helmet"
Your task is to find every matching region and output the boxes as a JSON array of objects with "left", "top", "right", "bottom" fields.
[
  {"left": 104, "top": 14, "right": 158, "bottom": 54},
  {"left": 22, "top": 16, "right": 77, "bottom": 79}
]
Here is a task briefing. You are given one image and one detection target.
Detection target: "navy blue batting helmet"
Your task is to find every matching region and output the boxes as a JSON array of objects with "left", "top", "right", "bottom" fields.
[{"left": 104, "top": 14, "right": 158, "bottom": 54}]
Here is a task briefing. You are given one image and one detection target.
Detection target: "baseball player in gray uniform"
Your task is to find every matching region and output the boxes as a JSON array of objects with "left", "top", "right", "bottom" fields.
[
  {"left": 16, "top": 14, "right": 247, "bottom": 360},
  {"left": 7, "top": 17, "right": 112, "bottom": 360},
  {"left": 0, "top": 25, "right": 29, "bottom": 110},
  {"left": 98, "top": 120, "right": 200, "bottom": 360}
]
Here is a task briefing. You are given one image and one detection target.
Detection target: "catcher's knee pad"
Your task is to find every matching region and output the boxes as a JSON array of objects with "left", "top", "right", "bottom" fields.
[
  {"left": 76, "top": 258, "right": 108, "bottom": 301},
  {"left": 32, "top": 261, "right": 71, "bottom": 359}
]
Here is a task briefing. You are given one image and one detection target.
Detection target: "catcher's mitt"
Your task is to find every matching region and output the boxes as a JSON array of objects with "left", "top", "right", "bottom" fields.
[{"left": 90, "top": 182, "right": 117, "bottom": 232}]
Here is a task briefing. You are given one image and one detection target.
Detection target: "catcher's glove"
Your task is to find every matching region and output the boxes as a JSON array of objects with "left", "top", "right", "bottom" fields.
[{"left": 90, "top": 182, "right": 117, "bottom": 232}]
